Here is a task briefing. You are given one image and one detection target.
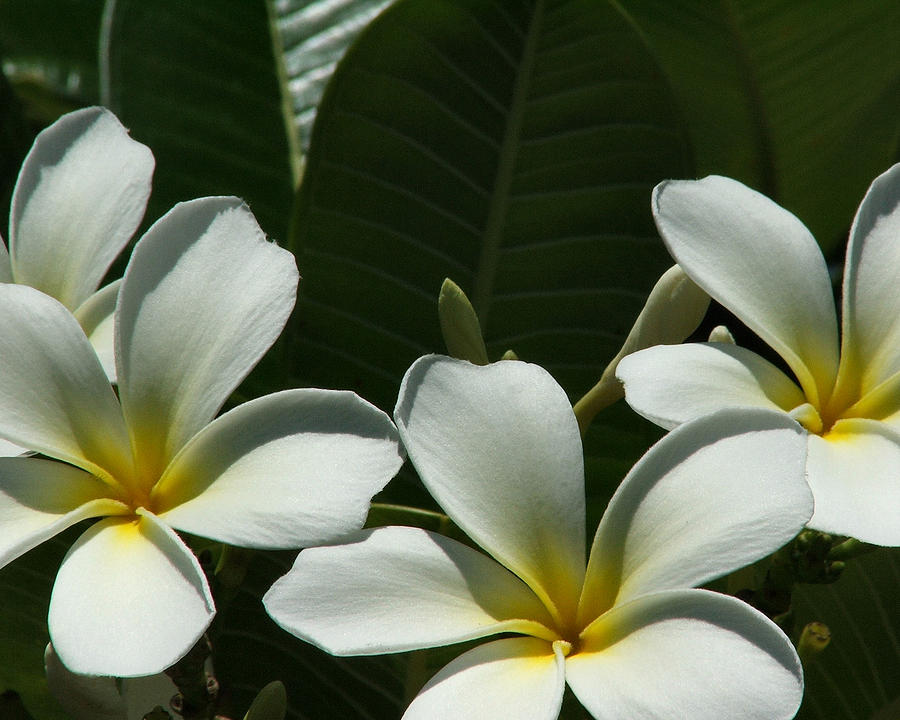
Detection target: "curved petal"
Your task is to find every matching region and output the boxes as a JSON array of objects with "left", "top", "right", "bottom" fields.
[
  {"left": 0, "top": 236, "right": 11, "bottom": 282},
  {"left": 837, "top": 163, "right": 900, "bottom": 398},
  {"left": 116, "top": 197, "right": 299, "bottom": 480},
  {"left": 154, "top": 389, "right": 403, "bottom": 548},
  {"left": 0, "top": 438, "right": 26, "bottom": 457},
  {"left": 0, "top": 457, "right": 129, "bottom": 567},
  {"left": 579, "top": 409, "right": 810, "bottom": 623},
  {"left": 394, "top": 355, "right": 586, "bottom": 626},
  {"left": 403, "top": 637, "right": 565, "bottom": 720},
  {"left": 263, "top": 526, "right": 555, "bottom": 656},
  {"left": 0, "top": 284, "right": 133, "bottom": 482},
  {"left": 48, "top": 510, "right": 215, "bottom": 677},
  {"left": 568, "top": 589, "right": 803, "bottom": 720},
  {"left": 74, "top": 279, "right": 121, "bottom": 382},
  {"left": 653, "top": 176, "right": 838, "bottom": 408},
  {"left": 45, "top": 644, "right": 126, "bottom": 720},
  {"left": 617, "top": 342, "right": 805, "bottom": 430},
  {"left": 807, "top": 419, "right": 900, "bottom": 545},
  {"left": 9, "top": 106, "right": 153, "bottom": 310}
]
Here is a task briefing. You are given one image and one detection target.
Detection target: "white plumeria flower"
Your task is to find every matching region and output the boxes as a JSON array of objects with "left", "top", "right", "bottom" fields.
[
  {"left": 617, "top": 165, "right": 900, "bottom": 546},
  {"left": 264, "top": 355, "right": 813, "bottom": 720},
  {"left": 0, "top": 197, "right": 403, "bottom": 677},
  {"left": 3, "top": 105, "right": 154, "bottom": 381}
]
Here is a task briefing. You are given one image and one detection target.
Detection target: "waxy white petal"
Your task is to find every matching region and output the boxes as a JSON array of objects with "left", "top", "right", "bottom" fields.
[
  {"left": 9, "top": 106, "right": 153, "bottom": 310},
  {"left": 653, "top": 176, "right": 838, "bottom": 408},
  {"left": 618, "top": 342, "right": 805, "bottom": 430},
  {"left": 116, "top": 197, "right": 298, "bottom": 478},
  {"left": 580, "top": 410, "right": 810, "bottom": 620},
  {"left": 395, "top": 356, "right": 586, "bottom": 624},
  {"left": 0, "top": 284, "right": 133, "bottom": 481},
  {"left": 403, "top": 637, "right": 565, "bottom": 720},
  {"left": 74, "top": 279, "right": 121, "bottom": 382},
  {"left": 155, "top": 389, "right": 402, "bottom": 548},
  {"left": 0, "top": 457, "right": 128, "bottom": 567},
  {"left": 568, "top": 589, "right": 803, "bottom": 720},
  {"left": 263, "top": 526, "right": 555, "bottom": 655},
  {"left": 0, "top": 438, "right": 26, "bottom": 457},
  {"left": 838, "top": 163, "right": 900, "bottom": 397},
  {"left": 48, "top": 510, "right": 215, "bottom": 677},
  {"left": 807, "top": 420, "right": 900, "bottom": 545}
]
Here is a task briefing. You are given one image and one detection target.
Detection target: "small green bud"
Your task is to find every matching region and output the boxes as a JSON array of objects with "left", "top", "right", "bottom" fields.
[
  {"left": 500, "top": 349, "right": 518, "bottom": 361},
  {"left": 797, "top": 622, "right": 831, "bottom": 665},
  {"left": 438, "top": 278, "right": 489, "bottom": 365},
  {"left": 707, "top": 324, "right": 735, "bottom": 343},
  {"left": 243, "top": 681, "right": 287, "bottom": 720}
]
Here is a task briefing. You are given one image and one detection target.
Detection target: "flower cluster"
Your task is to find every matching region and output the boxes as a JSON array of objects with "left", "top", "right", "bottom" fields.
[{"left": 2, "top": 107, "right": 897, "bottom": 720}]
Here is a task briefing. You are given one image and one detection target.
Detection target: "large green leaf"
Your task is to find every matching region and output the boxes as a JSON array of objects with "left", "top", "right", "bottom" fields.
[
  {"left": 273, "top": 0, "right": 393, "bottom": 156},
  {"left": 287, "top": 0, "right": 690, "bottom": 487},
  {"left": 623, "top": 0, "right": 900, "bottom": 253},
  {"left": 793, "top": 548, "right": 900, "bottom": 720},
  {"left": 100, "top": 0, "right": 295, "bottom": 242}
]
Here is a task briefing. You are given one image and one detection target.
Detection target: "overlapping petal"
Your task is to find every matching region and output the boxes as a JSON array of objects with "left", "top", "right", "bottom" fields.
[
  {"left": 0, "top": 284, "right": 133, "bottom": 482},
  {"left": 394, "top": 356, "right": 586, "bottom": 624},
  {"left": 115, "top": 197, "right": 299, "bottom": 479},
  {"left": 403, "top": 637, "right": 566, "bottom": 720},
  {"left": 48, "top": 510, "right": 215, "bottom": 677},
  {"left": 806, "top": 419, "right": 900, "bottom": 545},
  {"left": 74, "top": 279, "right": 121, "bottom": 381},
  {"left": 8, "top": 106, "right": 153, "bottom": 310},
  {"left": 44, "top": 644, "right": 126, "bottom": 720},
  {"left": 837, "top": 163, "right": 900, "bottom": 397},
  {"left": 0, "top": 236, "right": 11, "bottom": 282},
  {"left": 155, "top": 389, "right": 403, "bottom": 548},
  {"left": 568, "top": 589, "right": 803, "bottom": 720},
  {"left": 579, "top": 409, "right": 810, "bottom": 621},
  {"left": 652, "top": 176, "right": 838, "bottom": 408},
  {"left": 617, "top": 342, "right": 805, "bottom": 430},
  {"left": 263, "top": 526, "right": 555, "bottom": 655},
  {"left": 0, "top": 457, "right": 128, "bottom": 567}
]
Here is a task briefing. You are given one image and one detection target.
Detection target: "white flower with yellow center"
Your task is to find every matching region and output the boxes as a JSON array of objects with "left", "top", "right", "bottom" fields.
[
  {"left": 264, "top": 355, "right": 812, "bottom": 720},
  {"left": 617, "top": 165, "right": 900, "bottom": 546},
  {"left": 0, "top": 197, "right": 403, "bottom": 677}
]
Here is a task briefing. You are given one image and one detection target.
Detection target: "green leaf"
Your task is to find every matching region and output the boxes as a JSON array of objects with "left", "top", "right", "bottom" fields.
[
  {"left": 272, "top": 0, "right": 393, "bottom": 157},
  {"left": 622, "top": 0, "right": 900, "bottom": 253},
  {"left": 793, "top": 548, "right": 900, "bottom": 720},
  {"left": 100, "top": 0, "right": 295, "bottom": 242},
  {"left": 287, "top": 0, "right": 690, "bottom": 494}
]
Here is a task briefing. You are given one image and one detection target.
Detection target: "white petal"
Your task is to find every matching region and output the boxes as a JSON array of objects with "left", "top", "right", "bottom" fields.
[
  {"left": 48, "top": 510, "right": 215, "bottom": 677},
  {"left": 403, "top": 637, "right": 565, "bottom": 720},
  {"left": 0, "top": 236, "right": 11, "bottom": 282},
  {"left": 807, "top": 419, "right": 900, "bottom": 545},
  {"left": 155, "top": 389, "right": 403, "bottom": 548},
  {"left": 568, "top": 589, "right": 803, "bottom": 720},
  {"left": 579, "top": 409, "right": 810, "bottom": 622},
  {"left": 394, "top": 356, "right": 586, "bottom": 625},
  {"left": 0, "top": 457, "right": 128, "bottom": 567},
  {"left": 9, "top": 106, "right": 153, "bottom": 310},
  {"left": 45, "top": 643, "right": 126, "bottom": 720},
  {"left": 0, "top": 284, "right": 133, "bottom": 481},
  {"left": 617, "top": 342, "right": 805, "bottom": 430},
  {"left": 116, "top": 197, "right": 298, "bottom": 479},
  {"left": 74, "top": 279, "right": 121, "bottom": 382},
  {"left": 837, "top": 163, "right": 900, "bottom": 396},
  {"left": 653, "top": 176, "right": 838, "bottom": 408},
  {"left": 263, "top": 526, "right": 555, "bottom": 655},
  {"left": 0, "top": 438, "right": 27, "bottom": 457}
]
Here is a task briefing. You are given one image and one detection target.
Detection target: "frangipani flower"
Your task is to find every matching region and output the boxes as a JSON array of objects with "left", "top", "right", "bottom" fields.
[
  {"left": 617, "top": 165, "right": 900, "bottom": 546},
  {"left": 3, "top": 105, "right": 154, "bottom": 383},
  {"left": 264, "top": 355, "right": 812, "bottom": 720},
  {"left": 0, "top": 197, "right": 403, "bottom": 676}
]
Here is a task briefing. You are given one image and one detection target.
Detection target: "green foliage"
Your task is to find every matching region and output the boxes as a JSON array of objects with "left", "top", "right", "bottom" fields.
[{"left": 0, "top": 0, "right": 898, "bottom": 718}]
